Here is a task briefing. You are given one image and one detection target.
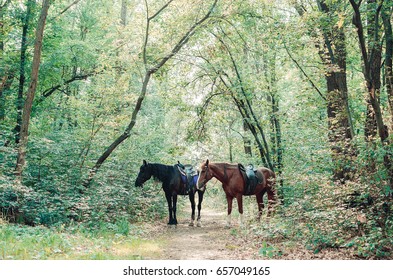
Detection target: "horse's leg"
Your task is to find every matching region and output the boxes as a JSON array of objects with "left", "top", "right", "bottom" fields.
[
  {"left": 236, "top": 194, "right": 244, "bottom": 227},
  {"left": 189, "top": 192, "right": 196, "bottom": 226},
  {"left": 165, "top": 192, "right": 174, "bottom": 225},
  {"left": 172, "top": 194, "right": 178, "bottom": 225},
  {"left": 196, "top": 190, "right": 204, "bottom": 227},
  {"left": 256, "top": 191, "right": 265, "bottom": 222},
  {"left": 226, "top": 193, "right": 233, "bottom": 228}
]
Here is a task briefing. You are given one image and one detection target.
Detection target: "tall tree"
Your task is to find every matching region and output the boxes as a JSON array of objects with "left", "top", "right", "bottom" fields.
[
  {"left": 15, "top": 0, "right": 51, "bottom": 179},
  {"left": 15, "top": 0, "right": 35, "bottom": 144},
  {"left": 349, "top": 0, "right": 393, "bottom": 189},
  {"left": 0, "top": 0, "right": 12, "bottom": 123},
  {"left": 294, "top": 0, "right": 355, "bottom": 182},
  {"left": 196, "top": 28, "right": 275, "bottom": 171},
  {"left": 382, "top": 4, "right": 393, "bottom": 127},
  {"left": 83, "top": 0, "right": 219, "bottom": 187}
]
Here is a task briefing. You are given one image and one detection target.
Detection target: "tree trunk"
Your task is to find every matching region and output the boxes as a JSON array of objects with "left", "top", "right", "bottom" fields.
[
  {"left": 382, "top": 8, "right": 393, "bottom": 128},
  {"left": 121, "top": 0, "right": 128, "bottom": 26},
  {"left": 0, "top": 73, "right": 14, "bottom": 121},
  {"left": 15, "top": 0, "right": 34, "bottom": 144},
  {"left": 349, "top": 0, "right": 393, "bottom": 189},
  {"left": 262, "top": 48, "right": 283, "bottom": 187},
  {"left": 15, "top": 0, "right": 51, "bottom": 179},
  {"left": 0, "top": 0, "right": 11, "bottom": 52},
  {"left": 0, "top": 1, "right": 13, "bottom": 122},
  {"left": 243, "top": 119, "right": 252, "bottom": 156},
  {"left": 295, "top": 1, "right": 355, "bottom": 182},
  {"left": 319, "top": 1, "right": 355, "bottom": 182}
]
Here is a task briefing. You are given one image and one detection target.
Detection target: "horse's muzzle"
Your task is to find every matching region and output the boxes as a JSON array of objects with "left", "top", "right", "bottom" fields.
[{"left": 134, "top": 179, "right": 142, "bottom": 187}]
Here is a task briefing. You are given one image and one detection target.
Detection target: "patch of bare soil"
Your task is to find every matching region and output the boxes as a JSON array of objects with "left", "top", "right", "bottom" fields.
[{"left": 141, "top": 206, "right": 243, "bottom": 260}]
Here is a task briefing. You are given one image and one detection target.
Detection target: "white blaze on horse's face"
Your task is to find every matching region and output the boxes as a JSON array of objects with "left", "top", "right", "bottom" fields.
[
  {"left": 196, "top": 170, "right": 204, "bottom": 191},
  {"left": 196, "top": 164, "right": 209, "bottom": 191}
]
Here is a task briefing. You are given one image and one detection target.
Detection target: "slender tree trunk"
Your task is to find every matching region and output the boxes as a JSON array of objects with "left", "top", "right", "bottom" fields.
[
  {"left": 382, "top": 8, "right": 393, "bottom": 128},
  {"left": 0, "top": 0, "right": 11, "bottom": 52},
  {"left": 1, "top": 2, "right": 14, "bottom": 123},
  {"left": 243, "top": 120, "right": 252, "bottom": 156},
  {"left": 15, "top": 0, "right": 34, "bottom": 144},
  {"left": 229, "top": 91, "right": 272, "bottom": 170},
  {"left": 217, "top": 63, "right": 273, "bottom": 170},
  {"left": 15, "top": 0, "right": 51, "bottom": 179},
  {"left": 0, "top": 73, "right": 14, "bottom": 121},
  {"left": 121, "top": 0, "right": 128, "bottom": 26},
  {"left": 262, "top": 49, "right": 283, "bottom": 187},
  {"left": 349, "top": 0, "right": 393, "bottom": 189}
]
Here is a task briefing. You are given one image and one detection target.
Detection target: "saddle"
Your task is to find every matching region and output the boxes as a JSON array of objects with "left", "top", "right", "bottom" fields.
[
  {"left": 177, "top": 161, "right": 198, "bottom": 194},
  {"left": 238, "top": 163, "right": 264, "bottom": 195}
]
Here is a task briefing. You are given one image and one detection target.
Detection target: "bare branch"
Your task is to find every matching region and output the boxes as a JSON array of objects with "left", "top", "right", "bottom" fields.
[
  {"left": 58, "top": 0, "right": 82, "bottom": 17},
  {"left": 36, "top": 72, "right": 96, "bottom": 103},
  {"left": 149, "top": 0, "right": 219, "bottom": 74},
  {"left": 283, "top": 42, "right": 326, "bottom": 101},
  {"left": 148, "top": 0, "right": 174, "bottom": 21}
]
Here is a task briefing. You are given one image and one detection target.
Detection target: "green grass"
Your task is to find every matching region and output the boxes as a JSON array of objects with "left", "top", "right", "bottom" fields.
[{"left": 0, "top": 219, "right": 162, "bottom": 260}]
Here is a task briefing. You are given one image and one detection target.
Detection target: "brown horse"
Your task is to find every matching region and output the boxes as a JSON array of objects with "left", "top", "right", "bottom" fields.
[{"left": 196, "top": 160, "right": 276, "bottom": 227}]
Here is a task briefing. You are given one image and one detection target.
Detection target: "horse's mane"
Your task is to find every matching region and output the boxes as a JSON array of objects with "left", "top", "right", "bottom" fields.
[
  {"left": 211, "top": 162, "right": 238, "bottom": 169},
  {"left": 149, "top": 163, "right": 175, "bottom": 184}
]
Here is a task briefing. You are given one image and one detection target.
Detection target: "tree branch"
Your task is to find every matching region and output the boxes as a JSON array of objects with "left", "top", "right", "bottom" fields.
[
  {"left": 212, "top": 31, "right": 274, "bottom": 170},
  {"left": 37, "top": 73, "right": 94, "bottom": 102},
  {"left": 149, "top": 0, "right": 219, "bottom": 74},
  {"left": 58, "top": 0, "right": 82, "bottom": 17},
  {"left": 283, "top": 42, "right": 326, "bottom": 101},
  {"left": 148, "top": 0, "right": 174, "bottom": 21}
]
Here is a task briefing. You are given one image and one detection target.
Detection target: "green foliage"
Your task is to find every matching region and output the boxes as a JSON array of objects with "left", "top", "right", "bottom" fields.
[
  {"left": 0, "top": 0, "right": 392, "bottom": 260},
  {"left": 259, "top": 241, "right": 282, "bottom": 258}
]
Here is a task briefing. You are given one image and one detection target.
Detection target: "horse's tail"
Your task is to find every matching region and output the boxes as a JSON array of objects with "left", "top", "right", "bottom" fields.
[{"left": 267, "top": 169, "right": 277, "bottom": 215}]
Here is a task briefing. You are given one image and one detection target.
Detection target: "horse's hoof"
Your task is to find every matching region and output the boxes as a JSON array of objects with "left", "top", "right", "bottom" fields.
[
  {"left": 196, "top": 221, "right": 202, "bottom": 227},
  {"left": 189, "top": 222, "right": 194, "bottom": 227}
]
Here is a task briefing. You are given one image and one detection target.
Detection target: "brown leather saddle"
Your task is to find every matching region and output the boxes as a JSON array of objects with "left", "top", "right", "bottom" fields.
[{"left": 238, "top": 163, "right": 264, "bottom": 195}]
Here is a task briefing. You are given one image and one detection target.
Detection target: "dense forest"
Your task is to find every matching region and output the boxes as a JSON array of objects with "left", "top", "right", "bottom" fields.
[{"left": 0, "top": 0, "right": 392, "bottom": 259}]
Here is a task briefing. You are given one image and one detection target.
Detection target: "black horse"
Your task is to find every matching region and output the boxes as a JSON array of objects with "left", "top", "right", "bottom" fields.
[{"left": 135, "top": 160, "right": 205, "bottom": 226}]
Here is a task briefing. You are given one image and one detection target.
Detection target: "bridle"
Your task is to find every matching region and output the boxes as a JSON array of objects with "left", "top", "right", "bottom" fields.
[{"left": 199, "top": 164, "right": 211, "bottom": 187}]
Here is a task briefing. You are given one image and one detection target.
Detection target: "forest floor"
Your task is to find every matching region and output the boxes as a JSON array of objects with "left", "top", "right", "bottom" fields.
[
  {"left": 0, "top": 197, "right": 359, "bottom": 260},
  {"left": 139, "top": 205, "right": 251, "bottom": 260},
  {"left": 135, "top": 202, "right": 357, "bottom": 260}
]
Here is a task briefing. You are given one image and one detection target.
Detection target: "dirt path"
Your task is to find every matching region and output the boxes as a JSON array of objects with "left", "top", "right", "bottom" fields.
[
  {"left": 140, "top": 205, "right": 256, "bottom": 260},
  {"left": 134, "top": 203, "right": 358, "bottom": 260}
]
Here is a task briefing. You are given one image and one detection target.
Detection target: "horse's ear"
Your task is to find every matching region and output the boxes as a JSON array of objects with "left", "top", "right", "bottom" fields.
[
  {"left": 143, "top": 160, "right": 148, "bottom": 166},
  {"left": 205, "top": 159, "right": 209, "bottom": 166}
]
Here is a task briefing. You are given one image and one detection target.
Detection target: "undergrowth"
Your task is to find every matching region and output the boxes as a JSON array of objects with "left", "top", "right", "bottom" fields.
[
  {"left": 238, "top": 173, "right": 393, "bottom": 260},
  {"left": 0, "top": 218, "right": 153, "bottom": 260}
]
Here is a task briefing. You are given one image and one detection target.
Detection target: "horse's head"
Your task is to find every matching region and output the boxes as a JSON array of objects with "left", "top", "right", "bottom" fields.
[
  {"left": 135, "top": 160, "right": 153, "bottom": 187},
  {"left": 196, "top": 159, "right": 212, "bottom": 191}
]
